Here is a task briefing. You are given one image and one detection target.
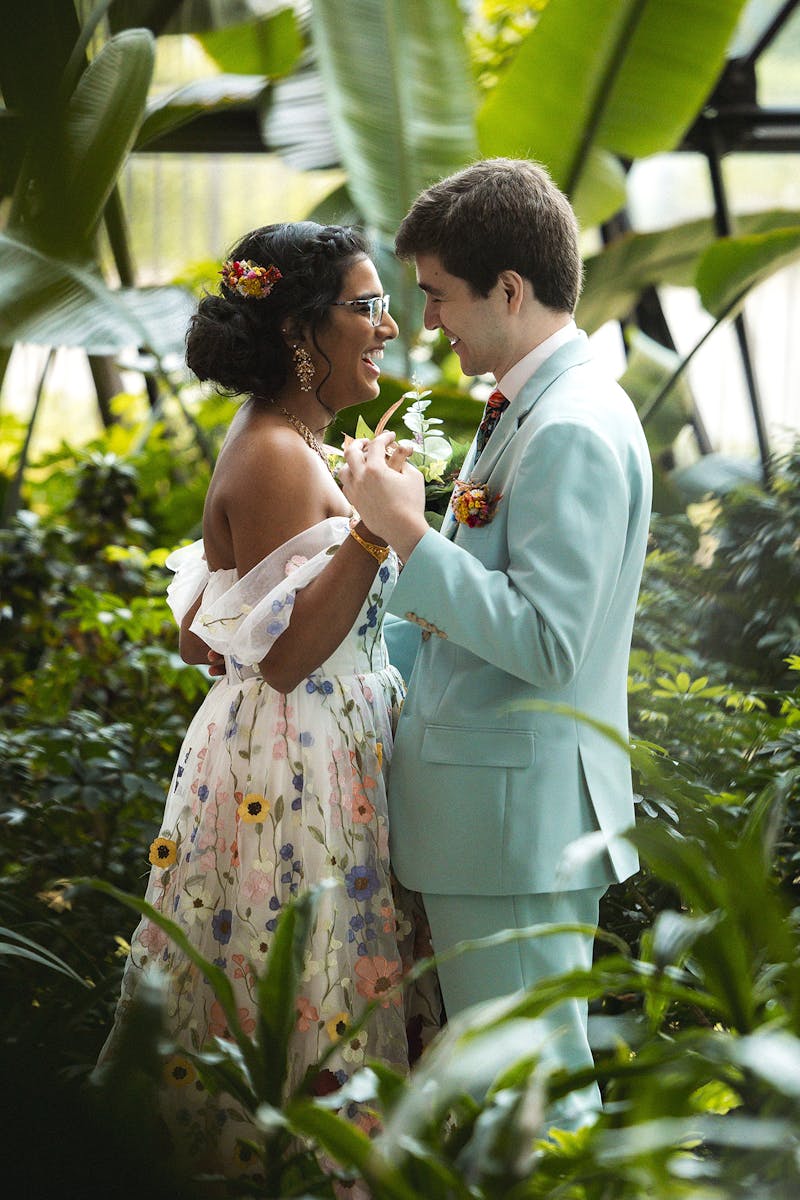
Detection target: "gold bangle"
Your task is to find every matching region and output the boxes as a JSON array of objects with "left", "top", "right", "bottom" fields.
[{"left": 349, "top": 525, "right": 390, "bottom": 565}]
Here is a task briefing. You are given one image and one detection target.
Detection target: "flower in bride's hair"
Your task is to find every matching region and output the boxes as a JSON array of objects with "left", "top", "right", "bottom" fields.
[
  {"left": 220, "top": 258, "right": 282, "bottom": 299},
  {"left": 451, "top": 479, "right": 503, "bottom": 527}
]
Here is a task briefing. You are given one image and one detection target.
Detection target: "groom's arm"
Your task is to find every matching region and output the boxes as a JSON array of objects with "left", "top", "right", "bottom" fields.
[{"left": 343, "top": 424, "right": 633, "bottom": 689}]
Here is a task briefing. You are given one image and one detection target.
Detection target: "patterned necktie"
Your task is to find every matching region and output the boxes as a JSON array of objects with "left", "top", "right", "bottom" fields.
[{"left": 475, "top": 388, "right": 509, "bottom": 455}]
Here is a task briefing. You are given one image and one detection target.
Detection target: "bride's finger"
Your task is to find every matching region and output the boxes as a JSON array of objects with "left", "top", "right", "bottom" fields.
[{"left": 385, "top": 440, "right": 414, "bottom": 472}]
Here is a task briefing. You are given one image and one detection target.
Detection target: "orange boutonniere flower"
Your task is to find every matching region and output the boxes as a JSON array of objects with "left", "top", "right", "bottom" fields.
[{"left": 451, "top": 480, "right": 503, "bottom": 527}]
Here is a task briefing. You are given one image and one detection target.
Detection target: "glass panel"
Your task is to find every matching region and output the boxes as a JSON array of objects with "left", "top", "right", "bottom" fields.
[{"left": 755, "top": 1, "right": 800, "bottom": 104}]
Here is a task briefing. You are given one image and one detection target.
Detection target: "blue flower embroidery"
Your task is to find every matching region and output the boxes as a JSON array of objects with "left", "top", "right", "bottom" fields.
[
  {"left": 212, "top": 909, "right": 233, "bottom": 945},
  {"left": 345, "top": 864, "right": 380, "bottom": 901}
]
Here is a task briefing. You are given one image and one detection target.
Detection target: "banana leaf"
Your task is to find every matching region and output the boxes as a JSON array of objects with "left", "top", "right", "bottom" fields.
[
  {"left": 309, "top": 0, "right": 477, "bottom": 237},
  {"left": 49, "top": 29, "right": 154, "bottom": 254},
  {"left": 0, "top": 232, "right": 195, "bottom": 357},
  {"left": 696, "top": 225, "right": 800, "bottom": 319},
  {"left": 197, "top": 8, "right": 302, "bottom": 76},
  {"left": 260, "top": 65, "right": 340, "bottom": 170},
  {"left": 108, "top": 0, "right": 290, "bottom": 35},
  {"left": 578, "top": 210, "right": 800, "bottom": 334},
  {"left": 135, "top": 74, "right": 269, "bottom": 149},
  {"left": 478, "top": 0, "right": 749, "bottom": 228}
]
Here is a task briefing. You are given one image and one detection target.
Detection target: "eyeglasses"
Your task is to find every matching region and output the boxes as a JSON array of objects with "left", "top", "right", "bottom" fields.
[{"left": 331, "top": 295, "right": 390, "bottom": 326}]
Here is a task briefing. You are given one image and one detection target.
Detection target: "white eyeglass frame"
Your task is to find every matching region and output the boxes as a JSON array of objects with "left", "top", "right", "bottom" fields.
[{"left": 331, "top": 294, "right": 390, "bottom": 326}]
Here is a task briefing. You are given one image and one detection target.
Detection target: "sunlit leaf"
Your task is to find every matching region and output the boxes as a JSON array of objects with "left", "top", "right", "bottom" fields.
[{"left": 478, "top": 0, "right": 748, "bottom": 226}]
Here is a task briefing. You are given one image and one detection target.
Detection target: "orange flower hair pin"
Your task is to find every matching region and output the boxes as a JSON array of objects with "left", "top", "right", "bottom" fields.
[{"left": 220, "top": 259, "right": 282, "bottom": 299}]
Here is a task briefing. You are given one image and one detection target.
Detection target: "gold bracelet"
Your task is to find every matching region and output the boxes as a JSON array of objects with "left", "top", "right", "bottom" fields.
[{"left": 349, "top": 525, "right": 390, "bottom": 565}]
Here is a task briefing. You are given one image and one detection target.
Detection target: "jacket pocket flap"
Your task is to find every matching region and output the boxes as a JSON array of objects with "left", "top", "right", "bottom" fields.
[{"left": 421, "top": 725, "right": 535, "bottom": 768}]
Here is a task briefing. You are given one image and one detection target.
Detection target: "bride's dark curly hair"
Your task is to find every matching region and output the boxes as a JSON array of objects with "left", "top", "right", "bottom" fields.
[{"left": 186, "top": 222, "right": 371, "bottom": 398}]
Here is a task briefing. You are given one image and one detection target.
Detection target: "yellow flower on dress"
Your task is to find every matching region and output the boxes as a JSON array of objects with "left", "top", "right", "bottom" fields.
[
  {"left": 234, "top": 1140, "right": 258, "bottom": 1166},
  {"left": 325, "top": 1010, "right": 350, "bottom": 1042},
  {"left": 237, "top": 793, "right": 270, "bottom": 822},
  {"left": 163, "top": 1054, "right": 196, "bottom": 1087},
  {"left": 148, "top": 836, "right": 177, "bottom": 868},
  {"left": 375, "top": 741, "right": 383, "bottom": 769}
]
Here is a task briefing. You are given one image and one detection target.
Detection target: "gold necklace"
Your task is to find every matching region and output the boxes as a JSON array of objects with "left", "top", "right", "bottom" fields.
[{"left": 277, "top": 405, "right": 334, "bottom": 474}]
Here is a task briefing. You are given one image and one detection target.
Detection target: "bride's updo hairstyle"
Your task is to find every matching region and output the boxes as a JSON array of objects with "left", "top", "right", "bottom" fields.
[{"left": 186, "top": 221, "right": 370, "bottom": 397}]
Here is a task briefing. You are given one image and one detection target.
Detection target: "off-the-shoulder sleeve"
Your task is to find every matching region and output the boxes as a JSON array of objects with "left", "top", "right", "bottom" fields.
[
  {"left": 188, "top": 519, "right": 348, "bottom": 667},
  {"left": 165, "top": 540, "right": 211, "bottom": 627}
]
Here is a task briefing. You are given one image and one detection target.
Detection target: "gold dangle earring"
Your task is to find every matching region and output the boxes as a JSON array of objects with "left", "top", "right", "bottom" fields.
[{"left": 292, "top": 344, "right": 315, "bottom": 392}]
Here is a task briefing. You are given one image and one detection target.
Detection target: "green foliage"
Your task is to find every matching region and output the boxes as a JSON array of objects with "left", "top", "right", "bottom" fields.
[{"left": 1, "top": 368, "right": 799, "bottom": 1195}]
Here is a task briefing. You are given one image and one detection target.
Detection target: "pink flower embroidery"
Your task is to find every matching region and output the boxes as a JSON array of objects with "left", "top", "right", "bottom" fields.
[
  {"left": 355, "top": 956, "right": 402, "bottom": 1007},
  {"left": 284, "top": 554, "right": 308, "bottom": 576},
  {"left": 241, "top": 869, "right": 273, "bottom": 903},
  {"left": 209, "top": 999, "right": 256, "bottom": 1040},
  {"left": 296, "top": 995, "right": 320, "bottom": 1033},
  {"left": 343, "top": 792, "right": 376, "bottom": 824},
  {"left": 138, "top": 922, "right": 167, "bottom": 954}
]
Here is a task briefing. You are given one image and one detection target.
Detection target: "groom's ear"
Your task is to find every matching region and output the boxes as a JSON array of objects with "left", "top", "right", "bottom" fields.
[{"left": 498, "top": 269, "right": 525, "bottom": 314}]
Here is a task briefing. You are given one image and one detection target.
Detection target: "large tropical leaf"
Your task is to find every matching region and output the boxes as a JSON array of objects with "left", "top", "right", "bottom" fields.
[
  {"left": 197, "top": 8, "right": 302, "bottom": 76},
  {"left": 578, "top": 210, "right": 800, "bottom": 334},
  {"left": 260, "top": 65, "right": 340, "bottom": 170},
  {"left": 696, "top": 226, "right": 800, "bottom": 319},
  {"left": 0, "top": 233, "right": 195, "bottom": 357},
  {"left": 309, "top": 0, "right": 477, "bottom": 237},
  {"left": 56, "top": 30, "right": 155, "bottom": 252},
  {"left": 135, "top": 74, "right": 269, "bottom": 149},
  {"left": 109, "top": 0, "right": 290, "bottom": 36},
  {"left": 478, "top": 0, "right": 749, "bottom": 227}
]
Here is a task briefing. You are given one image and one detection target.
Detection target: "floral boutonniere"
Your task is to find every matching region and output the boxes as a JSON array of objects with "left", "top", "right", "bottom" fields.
[{"left": 451, "top": 480, "right": 503, "bottom": 527}]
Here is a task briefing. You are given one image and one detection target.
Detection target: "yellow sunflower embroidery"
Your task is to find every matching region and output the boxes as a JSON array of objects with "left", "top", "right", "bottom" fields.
[
  {"left": 163, "top": 1054, "right": 196, "bottom": 1087},
  {"left": 237, "top": 793, "right": 270, "bottom": 823},
  {"left": 325, "top": 1010, "right": 350, "bottom": 1042},
  {"left": 148, "top": 836, "right": 177, "bottom": 868}
]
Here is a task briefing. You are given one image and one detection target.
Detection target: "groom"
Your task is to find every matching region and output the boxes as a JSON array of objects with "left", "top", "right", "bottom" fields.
[{"left": 340, "top": 158, "right": 652, "bottom": 1125}]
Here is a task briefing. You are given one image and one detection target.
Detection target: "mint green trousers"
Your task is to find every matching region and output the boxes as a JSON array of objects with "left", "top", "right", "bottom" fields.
[{"left": 422, "top": 886, "right": 605, "bottom": 1130}]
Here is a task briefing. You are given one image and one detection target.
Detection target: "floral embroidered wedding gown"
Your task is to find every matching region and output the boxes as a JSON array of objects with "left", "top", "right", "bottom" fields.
[{"left": 99, "top": 515, "right": 440, "bottom": 1174}]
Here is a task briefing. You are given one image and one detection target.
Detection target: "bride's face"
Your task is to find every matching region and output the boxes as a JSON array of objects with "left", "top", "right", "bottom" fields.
[{"left": 309, "top": 257, "right": 399, "bottom": 412}]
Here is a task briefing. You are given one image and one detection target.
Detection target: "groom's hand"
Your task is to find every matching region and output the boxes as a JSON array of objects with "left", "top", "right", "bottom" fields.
[{"left": 340, "top": 432, "right": 429, "bottom": 563}]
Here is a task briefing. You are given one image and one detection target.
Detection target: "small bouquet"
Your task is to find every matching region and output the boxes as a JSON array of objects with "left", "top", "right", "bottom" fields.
[{"left": 344, "top": 381, "right": 455, "bottom": 483}]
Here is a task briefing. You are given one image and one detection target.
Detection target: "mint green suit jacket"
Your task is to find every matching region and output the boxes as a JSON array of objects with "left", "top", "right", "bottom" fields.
[{"left": 385, "top": 334, "right": 652, "bottom": 896}]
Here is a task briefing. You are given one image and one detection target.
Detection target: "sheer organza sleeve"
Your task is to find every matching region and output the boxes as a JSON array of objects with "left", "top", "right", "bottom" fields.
[
  {"left": 165, "top": 540, "right": 212, "bottom": 627},
  {"left": 188, "top": 517, "right": 349, "bottom": 667}
]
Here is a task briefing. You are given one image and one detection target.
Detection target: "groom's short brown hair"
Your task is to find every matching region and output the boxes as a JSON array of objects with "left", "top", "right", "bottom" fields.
[{"left": 395, "top": 158, "right": 582, "bottom": 313}]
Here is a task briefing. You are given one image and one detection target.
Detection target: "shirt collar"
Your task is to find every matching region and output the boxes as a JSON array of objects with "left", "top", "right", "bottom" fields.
[{"left": 496, "top": 319, "right": 578, "bottom": 403}]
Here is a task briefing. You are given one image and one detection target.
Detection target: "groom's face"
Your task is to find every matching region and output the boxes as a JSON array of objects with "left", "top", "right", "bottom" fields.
[{"left": 414, "top": 253, "right": 508, "bottom": 379}]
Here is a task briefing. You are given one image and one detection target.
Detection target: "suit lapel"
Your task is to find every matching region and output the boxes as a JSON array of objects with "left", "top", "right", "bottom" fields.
[
  {"left": 441, "top": 334, "right": 591, "bottom": 539},
  {"left": 474, "top": 333, "right": 591, "bottom": 480}
]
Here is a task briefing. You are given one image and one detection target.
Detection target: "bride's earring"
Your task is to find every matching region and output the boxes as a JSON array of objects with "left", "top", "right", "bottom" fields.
[{"left": 292, "top": 344, "right": 315, "bottom": 392}]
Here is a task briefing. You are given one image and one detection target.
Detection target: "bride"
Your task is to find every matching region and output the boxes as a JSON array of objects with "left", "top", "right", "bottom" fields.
[{"left": 98, "top": 221, "right": 440, "bottom": 1175}]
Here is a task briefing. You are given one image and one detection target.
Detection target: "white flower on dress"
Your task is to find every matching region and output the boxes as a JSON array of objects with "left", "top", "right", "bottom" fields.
[
  {"left": 181, "top": 884, "right": 216, "bottom": 924},
  {"left": 341, "top": 1028, "right": 369, "bottom": 1064},
  {"left": 249, "top": 933, "right": 272, "bottom": 963}
]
